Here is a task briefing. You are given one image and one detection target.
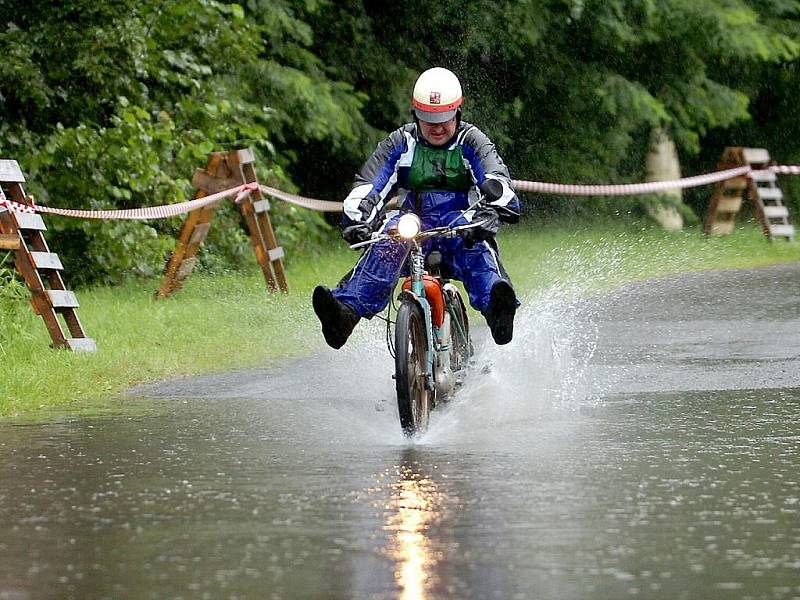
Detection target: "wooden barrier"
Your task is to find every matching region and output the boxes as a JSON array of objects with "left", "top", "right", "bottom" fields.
[
  {"left": 157, "top": 148, "right": 288, "bottom": 297},
  {"left": 704, "top": 147, "right": 794, "bottom": 241},
  {"left": 0, "top": 159, "right": 96, "bottom": 351}
]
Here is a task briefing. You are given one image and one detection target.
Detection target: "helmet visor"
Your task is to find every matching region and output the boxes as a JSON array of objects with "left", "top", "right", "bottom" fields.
[{"left": 414, "top": 107, "right": 458, "bottom": 124}]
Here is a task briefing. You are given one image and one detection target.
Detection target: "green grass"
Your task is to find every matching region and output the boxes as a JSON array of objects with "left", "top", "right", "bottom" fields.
[
  {"left": 1, "top": 221, "right": 797, "bottom": 417},
  {"left": 501, "top": 221, "right": 800, "bottom": 292}
]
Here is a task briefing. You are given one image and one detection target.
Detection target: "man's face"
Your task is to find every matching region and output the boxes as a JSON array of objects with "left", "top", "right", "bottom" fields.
[{"left": 418, "top": 116, "right": 457, "bottom": 146}]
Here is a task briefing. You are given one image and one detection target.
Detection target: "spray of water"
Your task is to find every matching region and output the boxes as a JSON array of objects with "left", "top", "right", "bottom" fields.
[
  {"left": 292, "top": 238, "right": 642, "bottom": 448},
  {"left": 299, "top": 280, "right": 609, "bottom": 448},
  {"left": 419, "top": 282, "right": 605, "bottom": 444}
]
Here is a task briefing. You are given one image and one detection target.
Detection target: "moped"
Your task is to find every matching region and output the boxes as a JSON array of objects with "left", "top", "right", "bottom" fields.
[{"left": 351, "top": 213, "right": 483, "bottom": 436}]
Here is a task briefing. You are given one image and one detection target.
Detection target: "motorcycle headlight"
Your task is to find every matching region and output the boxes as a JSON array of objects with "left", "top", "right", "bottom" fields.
[{"left": 397, "top": 214, "right": 422, "bottom": 239}]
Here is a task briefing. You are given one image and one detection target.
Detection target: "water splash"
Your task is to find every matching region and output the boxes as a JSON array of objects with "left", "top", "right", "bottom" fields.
[
  {"left": 419, "top": 282, "right": 605, "bottom": 445},
  {"left": 416, "top": 239, "right": 641, "bottom": 445}
]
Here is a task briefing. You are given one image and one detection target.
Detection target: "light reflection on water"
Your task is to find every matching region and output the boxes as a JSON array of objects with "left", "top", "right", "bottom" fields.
[{"left": 386, "top": 461, "right": 438, "bottom": 600}]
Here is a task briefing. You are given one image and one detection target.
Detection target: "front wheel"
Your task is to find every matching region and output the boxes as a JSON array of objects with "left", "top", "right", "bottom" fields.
[{"left": 395, "top": 301, "right": 433, "bottom": 436}]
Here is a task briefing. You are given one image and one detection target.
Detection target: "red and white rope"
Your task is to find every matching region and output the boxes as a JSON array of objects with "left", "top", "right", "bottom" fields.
[
  {"left": 511, "top": 166, "right": 754, "bottom": 196},
  {"left": 0, "top": 182, "right": 258, "bottom": 220},
  {"left": 512, "top": 165, "right": 800, "bottom": 197},
  {"left": 1, "top": 185, "right": 35, "bottom": 214},
  {"left": 1, "top": 164, "right": 798, "bottom": 219},
  {"left": 260, "top": 184, "right": 344, "bottom": 212},
  {"left": 771, "top": 165, "right": 800, "bottom": 175},
  {"left": 264, "top": 164, "right": 800, "bottom": 206}
]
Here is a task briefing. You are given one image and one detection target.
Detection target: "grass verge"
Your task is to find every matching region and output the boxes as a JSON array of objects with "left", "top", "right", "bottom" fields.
[{"left": 1, "top": 221, "right": 797, "bottom": 417}]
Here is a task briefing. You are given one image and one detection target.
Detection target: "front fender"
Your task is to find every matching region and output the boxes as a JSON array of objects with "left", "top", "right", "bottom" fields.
[
  {"left": 397, "top": 289, "right": 423, "bottom": 310},
  {"left": 397, "top": 290, "right": 433, "bottom": 340},
  {"left": 396, "top": 290, "right": 436, "bottom": 382}
]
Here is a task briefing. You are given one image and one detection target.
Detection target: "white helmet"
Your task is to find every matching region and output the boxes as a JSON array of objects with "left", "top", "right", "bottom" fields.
[{"left": 412, "top": 67, "right": 463, "bottom": 124}]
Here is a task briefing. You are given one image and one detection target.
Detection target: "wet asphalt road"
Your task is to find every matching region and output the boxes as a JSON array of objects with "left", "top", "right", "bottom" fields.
[{"left": 1, "top": 263, "right": 799, "bottom": 599}]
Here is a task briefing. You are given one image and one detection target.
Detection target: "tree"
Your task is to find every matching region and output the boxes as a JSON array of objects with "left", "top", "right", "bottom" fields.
[
  {"left": 0, "top": 0, "right": 371, "bottom": 283},
  {"left": 305, "top": 0, "right": 800, "bottom": 220},
  {"left": 2, "top": 0, "right": 799, "bottom": 286}
]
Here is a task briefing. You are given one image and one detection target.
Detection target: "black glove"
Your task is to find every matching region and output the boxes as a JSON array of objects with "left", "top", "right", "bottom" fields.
[
  {"left": 460, "top": 205, "right": 499, "bottom": 248},
  {"left": 342, "top": 223, "right": 373, "bottom": 245}
]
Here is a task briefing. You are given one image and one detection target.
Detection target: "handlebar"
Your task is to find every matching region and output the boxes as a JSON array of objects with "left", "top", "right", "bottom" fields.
[{"left": 348, "top": 220, "right": 486, "bottom": 250}]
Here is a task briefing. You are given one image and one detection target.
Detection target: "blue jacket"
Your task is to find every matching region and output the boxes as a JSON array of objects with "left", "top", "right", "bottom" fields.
[{"left": 342, "top": 121, "right": 520, "bottom": 228}]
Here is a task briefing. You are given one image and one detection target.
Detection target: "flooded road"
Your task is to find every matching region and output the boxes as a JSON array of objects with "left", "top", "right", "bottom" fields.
[{"left": 1, "top": 263, "right": 799, "bottom": 599}]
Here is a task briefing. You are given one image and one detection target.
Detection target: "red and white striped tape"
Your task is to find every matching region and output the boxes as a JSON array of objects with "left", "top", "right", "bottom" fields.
[
  {"left": 511, "top": 166, "right": 750, "bottom": 196},
  {"left": 771, "top": 165, "right": 800, "bottom": 175},
  {"left": 0, "top": 182, "right": 258, "bottom": 220},
  {"left": 1, "top": 185, "right": 35, "bottom": 213},
  {"left": 1, "top": 165, "right": 798, "bottom": 219},
  {"left": 260, "top": 184, "right": 344, "bottom": 212},
  {"left": 261, "top": 164, "right": 800, "bottom": 209},
  {"left": 513, "top": 165, "right": 800, "bottom": 196}
]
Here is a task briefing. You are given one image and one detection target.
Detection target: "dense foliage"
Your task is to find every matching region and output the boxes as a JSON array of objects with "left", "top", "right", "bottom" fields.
[
  {"left": 1, "top": 0, "right": 798, "bottom": 284},
  {"left": 307, "top": 0, "right": 800, "bottom": 218},
  {"left": 0, "top": 0, "right": 373, "bottom": 284}
]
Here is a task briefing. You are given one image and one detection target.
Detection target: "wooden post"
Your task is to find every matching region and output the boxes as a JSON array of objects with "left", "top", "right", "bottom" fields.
[
  {"left": 703, "top": 147, "right": 748, "bottom": 236},
  {"left": 0, "top": 233, "right": 20, "bottom": 250},
  {"left": 229, "top": 148, "right": 288, "bottom": 293},
  {"left": 157, "top": 148, "right": 288, "bottom": 297},
  {"left": 0, "top": 159, "right": 96, "bottom": 351},
  {"left": 157, "top": 153, "right": 227, "bottom": 298},
  {"left": 704, "top": 147, "right": 794, "bottom": 240}
]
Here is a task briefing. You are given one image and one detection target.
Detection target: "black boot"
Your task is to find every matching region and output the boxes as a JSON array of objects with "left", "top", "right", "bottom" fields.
[
  {"left": 485, "top": 280, "right": 517, "bottom": 345},
  {"left": 312, "top": 286, "right": 360, "bottom": 349}
]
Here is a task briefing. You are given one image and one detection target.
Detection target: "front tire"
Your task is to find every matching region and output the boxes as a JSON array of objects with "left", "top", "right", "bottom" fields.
[{"left": 395, "top": 301, "right": 433, "bottom": 436}]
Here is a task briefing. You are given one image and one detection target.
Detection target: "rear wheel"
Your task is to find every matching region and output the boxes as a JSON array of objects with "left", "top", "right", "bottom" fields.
[{"left": 395, "top": 301, "right": 433, "bottom": 436}]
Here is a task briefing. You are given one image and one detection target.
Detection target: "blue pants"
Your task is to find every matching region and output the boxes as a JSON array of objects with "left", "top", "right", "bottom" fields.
[{"left": 332, "top": 211, "right": 514, "bottom": 318}]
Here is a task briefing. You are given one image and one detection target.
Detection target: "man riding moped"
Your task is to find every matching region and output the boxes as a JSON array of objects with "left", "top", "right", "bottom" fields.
[{"left": 312, "top": 67, "right": 520, "bottom": 349}]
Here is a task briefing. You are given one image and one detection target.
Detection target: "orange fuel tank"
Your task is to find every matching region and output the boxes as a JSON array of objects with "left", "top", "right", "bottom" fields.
[{"left": 402, "top": 275, "right": 445, "bottom": 328}]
